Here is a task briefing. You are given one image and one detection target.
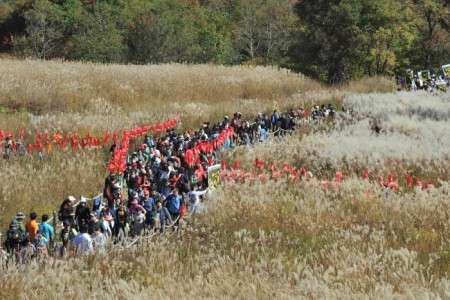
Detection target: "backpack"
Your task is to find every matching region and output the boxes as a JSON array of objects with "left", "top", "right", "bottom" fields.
[
  {"left": 7, "top": 229, "right": 23, "bottom": 246},
  {"left": 58, "top": 201, "right": 69, "bottom": 221}
]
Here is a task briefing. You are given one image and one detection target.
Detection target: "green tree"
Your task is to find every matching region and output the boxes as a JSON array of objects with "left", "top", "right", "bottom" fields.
[
  {"left": 232, "top": 0, "right": 295, "bottom": 64},
  {"left": 67, "top": 1, "right": 126, "bottom": 63},
  {"left": 24, "top": 0, "right": 64, "bottom": 59},
  {"left": 359, "top": 0, "right": 418, "bottom": 75},
  {"left": 411, "top": 0, "right": 450, "bottom": 70},
  {"left": 291, "top": 0, "right": 365, "bottom": 83}
]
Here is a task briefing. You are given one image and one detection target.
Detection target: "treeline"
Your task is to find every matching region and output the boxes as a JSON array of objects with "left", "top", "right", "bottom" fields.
[{"left": 0, "top": 0, "right": 449, "bottom": 84}]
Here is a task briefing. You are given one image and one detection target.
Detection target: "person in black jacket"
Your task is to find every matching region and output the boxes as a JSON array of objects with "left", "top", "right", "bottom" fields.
[
  {"left": 88, "top": 213, "right": 106, "bottom": 235},
  {"left": 75, "top": 198, "right": 91, "bottom": 226}
]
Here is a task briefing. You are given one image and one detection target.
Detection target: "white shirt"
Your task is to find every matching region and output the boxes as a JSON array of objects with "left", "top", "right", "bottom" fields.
[
  {"left": 73, "top": 233, "right": 93, "bottom": 256},
  {"left": 187, "top": 189, "right": 207, "bottom": 213}
]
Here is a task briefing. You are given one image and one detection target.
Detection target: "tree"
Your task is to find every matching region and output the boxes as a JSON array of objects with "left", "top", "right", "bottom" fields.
[
  {"left": 24, "top": 0, "right": 64, "bottom": 59},
  {"left": 411, "top": 0, "right": 450, "bottom": 70},
  {"left": 232, "top": 0, "right": 295, "bottom": 64},
  {"left": 359, "top": 0, "right": 417, "bottom": 76},
  {"left": 67, "top": 1, "right": 126, "bottom": 63},
  {"left": 291, "top": 0, "right": 365, "bottom": 83}
]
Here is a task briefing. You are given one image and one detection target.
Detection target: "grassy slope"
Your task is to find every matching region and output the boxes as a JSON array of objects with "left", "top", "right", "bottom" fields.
[{"left": 5, "top": 60, "right": 450, "bottom": 298}]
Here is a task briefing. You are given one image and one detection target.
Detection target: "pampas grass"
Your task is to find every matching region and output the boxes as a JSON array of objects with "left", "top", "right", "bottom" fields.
[{"left": 1, "top": 59, "right": 449, "bottom": 298}]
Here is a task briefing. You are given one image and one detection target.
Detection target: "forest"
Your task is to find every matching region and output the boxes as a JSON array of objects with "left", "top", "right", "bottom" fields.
[{"left": 0, "top": 0, "right": 449, "bottom": 83}]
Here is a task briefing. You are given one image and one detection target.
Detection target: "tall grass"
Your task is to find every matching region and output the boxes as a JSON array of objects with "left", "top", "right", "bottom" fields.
[{"left": 1, "top": 59, "right": 447, "bottom": 298}]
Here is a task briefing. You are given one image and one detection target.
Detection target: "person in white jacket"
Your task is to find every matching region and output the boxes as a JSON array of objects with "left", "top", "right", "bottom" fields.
[{"left": 187, "top": 184, "right": 208, "bottom": 214}]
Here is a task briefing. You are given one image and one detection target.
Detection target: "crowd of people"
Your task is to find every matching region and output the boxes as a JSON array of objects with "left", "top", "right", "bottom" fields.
[{"left": 1, "top": 103, "right": 340, "bottom": 262}]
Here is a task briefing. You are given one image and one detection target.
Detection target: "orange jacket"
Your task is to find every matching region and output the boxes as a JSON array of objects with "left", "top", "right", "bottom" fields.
[{"left": 26, "top": 220, "right": 39, "bottom": 243}]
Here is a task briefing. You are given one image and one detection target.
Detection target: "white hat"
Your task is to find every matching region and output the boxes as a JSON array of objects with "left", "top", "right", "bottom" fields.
[
  {"left": 80, "top": 197, "right": 87, "bottom": 203},
  {"left": 67, "top": 195, "right": 76, "bottom": 201}
]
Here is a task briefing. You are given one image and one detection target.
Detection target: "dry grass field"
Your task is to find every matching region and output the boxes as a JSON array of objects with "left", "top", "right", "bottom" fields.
[{"left": 2, "top": 58, "right": 450, "bottom": 298}]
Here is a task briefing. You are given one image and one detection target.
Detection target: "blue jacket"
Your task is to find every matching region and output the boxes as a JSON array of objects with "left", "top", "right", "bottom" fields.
[
  {"left": 168, "top": 195, "right": 180, "bottom": 214},
  {"left": 144, "top": 197, "right": 155, "bottom": 212},
  {"left": 38, "top": 222, "right": 55, "bottom": 241}
]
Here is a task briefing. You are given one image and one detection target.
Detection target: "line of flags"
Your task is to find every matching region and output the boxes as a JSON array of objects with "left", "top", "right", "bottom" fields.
[
  {"left": 0, "top": 118, "right": 178, "bottom": 157},
  {"left": 220, "top": 159, "right": 434, "bottom": 193}
]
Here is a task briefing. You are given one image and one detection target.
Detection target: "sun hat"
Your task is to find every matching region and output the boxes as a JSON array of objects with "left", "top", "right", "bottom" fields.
[{"left": 15, "top": 212, "right": 25, "bottom": 219}]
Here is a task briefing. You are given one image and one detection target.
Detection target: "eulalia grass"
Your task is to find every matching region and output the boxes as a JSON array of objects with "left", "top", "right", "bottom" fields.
[{"left": 2, "top": 59, "right": 449, "bottom": 298}]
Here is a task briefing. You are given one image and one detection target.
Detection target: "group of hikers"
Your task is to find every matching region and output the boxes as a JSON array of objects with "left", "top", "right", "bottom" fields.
[{"left": 1, "top": 103, "right": 339, "bottom": 262}]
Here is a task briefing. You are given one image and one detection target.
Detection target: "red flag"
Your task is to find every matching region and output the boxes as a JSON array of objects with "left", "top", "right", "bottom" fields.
[
  {"left": 270, "top": 162, "right": 275, "bottom": 173},
  {"left": 103, "top": 130, "right": 110, "bottom": 147},
  {"left": 37, "top": 132, "right": 42, "bottom": 143},
  {"left": 388, "top": 173, "right": 394, "bottom": 183},
  {"left": 301, "top": 166, "right": 307, "bottom": 178},
  {"left": 321, "top": 180, "right": 330, "bottom": 191},
  {"left": 185, "top": 149, "right": 194, "bottom": 167},
  {"left": 234, "top": 160, "right": 241, "bottom": 170},
  {"left": 406, "top": 173, "right": 412, "bottom": 187},
  {"left": 81, "top": 138, "right": 88, "bottom": 149},
  {"left": 35, "top": 143, "right": 43, "bottom": 152},
  {"left": 272, "top": 169, "right": 284, "bottom": 181},
  {"left": 113, "top": 130, "right": 118, "bottom": 145},
  {"left": 0, "top": 130, "right": 4, "bottom": 139},
  {"left": 258, "top": 170, "right": 267, "bottom": 182},
  {"left": 221, "top": 158, "right": 227, "bottom": 171},
  {"left": 46, "top": 142, "right": 52, "bottom": 154},
  {"left": 27, "top": 143, "right": 33, "bottom": 153},
  {"left": 378, "top": 176, "right": 385, "bottom": 187},
  {"left": 20, "top": 129, "right": 25, "bottom": 139},
  {"left": 254, "top": 158, "right": 266, "bottom": 170},
  {"left": 336, "top": 169, "right": 343, "bottom": 182},
  {"left": 194, "top": 164, "right": 207, "bottom": 179},
  {"left": 179, "top": 205, "right": 186, "bottom": 218},
  {"left": 361, "top": 169, "right": 369, "bottom": 179},
  {"left": 71, "top": 138, "right": 78, "bottom": 149}
]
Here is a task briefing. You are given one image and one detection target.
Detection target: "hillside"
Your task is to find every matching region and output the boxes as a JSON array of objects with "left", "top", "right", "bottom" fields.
[{"left": 1, "top": 60, "right": 450, "bottom": 298}]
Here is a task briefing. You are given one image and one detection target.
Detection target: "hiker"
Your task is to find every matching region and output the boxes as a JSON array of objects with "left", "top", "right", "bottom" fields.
[
  {"left": 75, "top": 197, "right": 91, "bottom": 226},
  {"left": 15, "top": 212, "right": 27, "bottom": 233},
  {"left": 34, "top": 232, "right": 49, "bottom": 259},
  {"left": 91, "top": 226, "right": 106, "bottom": 255},
  {"left": 115, "top": 204, "right": 129, "bottom": 243},
  {"left": 156, "top": 201, "right": 172, "bottom": 232},
  {"left": 88, "top": 213, "right": 106, "bottom": 235},
  {"left": 25, "top": 212, "right": 39, "bottom": 244},
  {"left": 145, "top": 205, "right": 159, "bottom": 234},
  {"left": 38, "top": 214, "right": 55, "bottom": 246},
  {"left": 133, "top": 209, "right": 146, "bottom": 238},
  {"left": 73, "top": 224, "right": 93, "bottom": 256},
  {"left": 3, "top": 134, "right": 13, "bottom": 159},
  {"left": 59, "top": 196, "right": 76, "bottom": 222},
  {"left": 167, "top": 187, "right": 181, "bottom": 225},
  {"left": 60, "top": 220, "right": 77, "bottom": 257},
  {"left": 5, "top": 220, "right": 25, "bottom": 256},
  {"left": 187, "top": 184, "right": 208, "bottom": 214},
  {"left": 99, "top": 206, "right": 114, "bottom": 237}
]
